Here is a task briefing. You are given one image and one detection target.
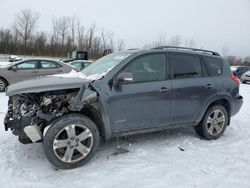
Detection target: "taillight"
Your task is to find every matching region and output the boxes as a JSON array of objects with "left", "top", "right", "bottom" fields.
[{"left": 231, "top": 75, "right": 240, "bottom": 85}]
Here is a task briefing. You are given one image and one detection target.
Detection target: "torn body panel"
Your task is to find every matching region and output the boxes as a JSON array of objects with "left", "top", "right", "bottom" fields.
[
  {"left": 4, "top": 82, "right": 111, "bottom": 144},
  {"left": 4, "top": 89, "right": 79, "bottom": 144}
]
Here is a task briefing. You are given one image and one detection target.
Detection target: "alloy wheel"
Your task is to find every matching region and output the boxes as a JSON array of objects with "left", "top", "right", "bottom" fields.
[
  {"left": 206, "top": 109, "right": 226, "bottom": 136},
  {"left": 53, "top": 124, "right": 93, "bottom": 163}
]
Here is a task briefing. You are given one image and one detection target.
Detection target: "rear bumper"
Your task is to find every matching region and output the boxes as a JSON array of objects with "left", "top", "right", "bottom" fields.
[{"left": 231, "top": 95, "right": 243, "bottom": 116}]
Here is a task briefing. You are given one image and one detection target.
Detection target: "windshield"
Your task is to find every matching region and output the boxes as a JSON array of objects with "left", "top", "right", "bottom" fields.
[{"left": 81, "top": 52, "right": 132, "bottom": 77}]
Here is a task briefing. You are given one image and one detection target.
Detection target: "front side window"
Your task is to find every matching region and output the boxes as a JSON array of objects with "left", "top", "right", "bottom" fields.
[
  {"left": 16, "top": 61, "right": 37, "bottom": 69},
  {"left": 41, "top": 61, "right": 60, "bottom": 69},
  {"left": 203, "top": 56, "right": 223, "bottom": 76},
  {"left": 121, "top": 54, "right": 167, "bottom": 83},
  {"left": 170, "top": 54, "right": 202, "bottom": 79}
]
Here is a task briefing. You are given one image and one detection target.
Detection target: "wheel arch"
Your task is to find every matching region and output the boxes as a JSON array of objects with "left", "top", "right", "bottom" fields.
[
  {"left": 0, "top": 76, "right": 9, "bottom": 85},
  {"left": 197, "top": 97, "right": 232, "bottom": 125},
  {"left": 80, "top": 105, "right": 108, "bottom": 142}
]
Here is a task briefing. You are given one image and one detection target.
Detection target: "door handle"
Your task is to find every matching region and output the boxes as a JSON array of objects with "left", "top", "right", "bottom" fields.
[
  {"left": 57, "top": 70, "right": 63, "bottom": 73},
  {"left": 32, "top": 71, "right": 39, "bottom": 73},
  {"left": 206, "top": 84, "right": 214, "bottom": 89},
  {"left": 160, "top": 87, "right": 169, "bottom": 93}
]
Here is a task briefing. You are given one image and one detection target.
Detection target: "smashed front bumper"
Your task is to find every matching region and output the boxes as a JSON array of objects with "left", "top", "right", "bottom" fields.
[{"left": 4, "top": 115, "right": 30, "bottom": 131}]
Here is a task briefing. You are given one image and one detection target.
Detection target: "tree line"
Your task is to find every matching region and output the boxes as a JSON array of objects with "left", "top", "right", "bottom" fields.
[
  {"left": 0, "top": 9, "right": 249, "bottom": 65},
  {"left": 143, "top": 33, "right": 250, "bottom": 66},
  {"left": 0, "top": 9, "right": 125, "bottom": 59}
]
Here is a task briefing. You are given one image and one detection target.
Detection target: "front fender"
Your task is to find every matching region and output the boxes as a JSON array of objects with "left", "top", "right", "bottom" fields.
[{"left": 68, "top": 83, "right": 112, "bottom": 140}]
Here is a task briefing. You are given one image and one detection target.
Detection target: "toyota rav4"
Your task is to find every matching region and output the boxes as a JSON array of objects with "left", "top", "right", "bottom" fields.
[{"left": 4, "top": 46, "right": 243, "bottom": 169}]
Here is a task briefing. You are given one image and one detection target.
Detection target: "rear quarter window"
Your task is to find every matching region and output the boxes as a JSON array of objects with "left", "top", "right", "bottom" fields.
[{"left": 204, "top": 56, "right": 223, "bottom": 76}]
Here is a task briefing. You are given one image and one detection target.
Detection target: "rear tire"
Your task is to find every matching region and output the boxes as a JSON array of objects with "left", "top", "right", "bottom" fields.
[
  {"left": 43, "top": 114, "right": 100, "bottom": 169},
  {"left": 0, "top": 78, "right": 7, "bottom": 92},
  {"left": 195, "top": 105, "right": 228, "bottom": 140}
]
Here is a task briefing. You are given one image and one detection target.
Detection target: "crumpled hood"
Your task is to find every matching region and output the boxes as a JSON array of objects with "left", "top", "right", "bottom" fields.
[{"left": 6, "top": 76, "right": 89, "bottom": 96}]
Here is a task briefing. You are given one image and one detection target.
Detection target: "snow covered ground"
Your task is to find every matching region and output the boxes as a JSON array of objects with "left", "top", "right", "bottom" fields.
[{"left": 0, "top": 84, "right": 249, "bottom": 188}]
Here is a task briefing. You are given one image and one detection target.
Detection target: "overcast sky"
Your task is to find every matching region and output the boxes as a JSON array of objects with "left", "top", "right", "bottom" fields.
[{"left": 0, "top": 0, "right": 249, "bottom": 56}]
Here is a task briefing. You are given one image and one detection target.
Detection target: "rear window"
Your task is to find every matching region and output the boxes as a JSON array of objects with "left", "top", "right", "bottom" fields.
[
  {"left": 204, "top": 56, "right": 223, "bottom": 76},
  {"left": 41, "top": 61, "right": 61, "bottom": 69}
]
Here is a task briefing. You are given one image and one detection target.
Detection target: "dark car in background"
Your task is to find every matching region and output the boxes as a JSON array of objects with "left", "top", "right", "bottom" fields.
[
  {"left": 4, "top": 46, "right": 243, "bottom": 169},
  {"left": 62, "top": 51, "right": 89, "bottom": 63},
  {"left": 69, "top": 60, "right": 93, "bottom": 70},
  {"left": 231, "top": 66, "right": 250, "bottom": 78},
  {"left": 0, "top": 59, "right": 75, "bottom": 92}
]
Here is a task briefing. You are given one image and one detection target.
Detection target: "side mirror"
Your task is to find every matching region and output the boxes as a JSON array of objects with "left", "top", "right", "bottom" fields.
[
  {"left": 115, "top": 72, "right": 133, "bottom": 85},
  {"left": 10, "top": 65, "right": 17, "bottom": 71}
]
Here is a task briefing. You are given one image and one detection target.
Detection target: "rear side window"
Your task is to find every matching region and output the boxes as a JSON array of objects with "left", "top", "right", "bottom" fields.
[
  {"left": 41, "top": 61, "right": 61, "bottom": 69},
  {"left": 204, "top": 56, "right": 223, "bottom": 76},
  {"left": 170, "top": 54, "right": 202, "bottom": 79}
]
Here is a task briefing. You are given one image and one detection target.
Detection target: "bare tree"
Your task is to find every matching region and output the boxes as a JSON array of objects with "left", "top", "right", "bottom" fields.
[
  {"left": 221, "top": 45, "right": 230, "bottom": 57},
  {"left": 13, "top": 9, "right": 39, "bottom": 48},
  {"left": 34, "top": 31, "right": 47, "bottom": 55},
  {"left": 157, "top": 33, "right": 167, "bottom": 46},
  {"left": 1, "top": 13, "right": 126, "bottom": 58},
  {"left": 70, "top": 16, "right": 76, "bottom": 49},
  {"left": 117, "top": 39, "right": 125, "bottom": 51},
  {"left": 87, "top": 23, "right": 97, "bottom": 54},
  {"left": 100, "top": 29, "right": 113, "bottom": 50},
  {"left": 168, "top": 34, "right": 182, "bottom": 46},
  {"left": 52, "top": 16, "right": 70, "bottom": 56},
  {"left": 184, "top": 38, "right": 196, "bottom": 48},
  {"left": 77, "top": 20, "right": 85, "bottom": 50}
]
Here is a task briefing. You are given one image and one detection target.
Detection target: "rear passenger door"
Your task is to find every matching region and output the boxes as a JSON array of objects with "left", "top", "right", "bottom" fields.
[{"left": 169, "top": 53, "right": 216, "bottom": 125}]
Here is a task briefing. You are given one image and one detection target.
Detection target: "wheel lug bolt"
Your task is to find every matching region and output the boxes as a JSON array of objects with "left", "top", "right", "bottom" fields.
[
  {"left": 76, "top": 138, "right": 79, "bottom": 142},
  {"left": 70, "top": 145, "right": 73, "bottom": 148},
  {"left": 67, "top": 141, "right": 71, "bottom": 145},
  {"left": 71, "top": 137, "right": 74, "bottom": 140}
]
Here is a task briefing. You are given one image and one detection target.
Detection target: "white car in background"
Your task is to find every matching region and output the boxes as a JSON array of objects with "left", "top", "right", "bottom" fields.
[
  {"left": 9, "top": 55, "right": 22, "bottom": 62},
  {"left": 241, "top": 71, "right": 250, "bottom": 84}
]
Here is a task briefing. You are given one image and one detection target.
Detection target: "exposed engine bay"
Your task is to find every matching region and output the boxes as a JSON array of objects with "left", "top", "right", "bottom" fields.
[{"left": 4, "top": 89, "right": 80, "bottom": 144}]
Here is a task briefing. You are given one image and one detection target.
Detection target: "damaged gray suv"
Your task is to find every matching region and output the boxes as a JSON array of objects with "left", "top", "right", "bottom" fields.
[{"left": 4, "top": 46, "right": 243, "bottom": 169}]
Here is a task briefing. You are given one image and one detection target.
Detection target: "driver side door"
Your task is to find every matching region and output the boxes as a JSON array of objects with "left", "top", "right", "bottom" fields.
[
  {"left": 8, "top": 60, "right": 40, "bottom": 84},
  {"left": 108, "top": 53, "right": 172, "bottom": 133}
]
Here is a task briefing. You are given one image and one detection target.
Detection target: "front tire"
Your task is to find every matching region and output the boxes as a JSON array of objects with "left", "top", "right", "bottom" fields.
[
  {"left": 43, "top": 114, "right": 100, "bottom": 169},
  {"left": 195, "top": 105, "right": 228, "bottom": 140}
]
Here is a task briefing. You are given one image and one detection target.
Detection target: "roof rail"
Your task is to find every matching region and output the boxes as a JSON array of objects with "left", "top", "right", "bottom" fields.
[{"left": 152, "top": 46, "right": 220, "bottom": 56}]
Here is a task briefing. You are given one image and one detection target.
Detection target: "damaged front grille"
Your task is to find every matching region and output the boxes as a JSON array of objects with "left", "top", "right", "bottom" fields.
[{"left": 4, "top": 89, "right": 79, "bottom": 144}]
